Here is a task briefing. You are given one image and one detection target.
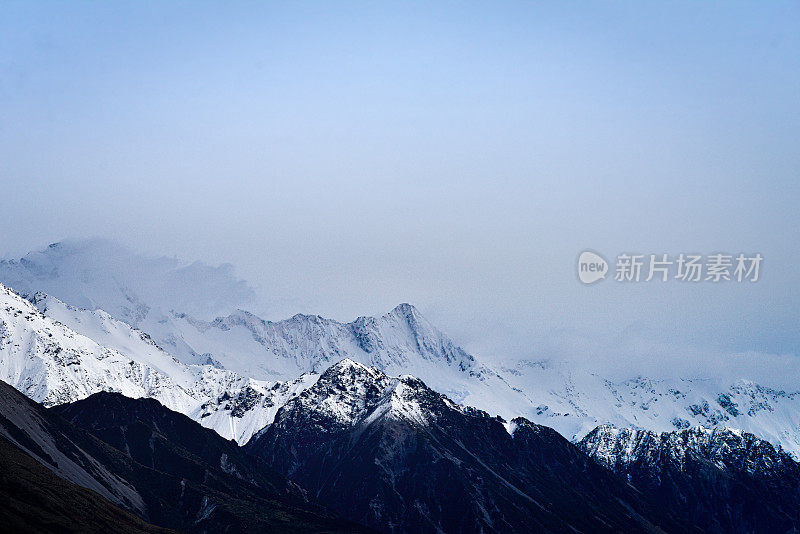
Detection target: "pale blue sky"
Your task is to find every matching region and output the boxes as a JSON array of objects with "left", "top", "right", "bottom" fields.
[{"left": 1, "top": 2, "right": 798, "bottom": 365}]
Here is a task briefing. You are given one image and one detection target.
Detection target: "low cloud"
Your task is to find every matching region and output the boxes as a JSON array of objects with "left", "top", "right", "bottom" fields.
[
  {"left": 531, "top": 327, "right": 800, "bottom": 389},
  {"left": 0, "top": 237, "right": 255, "bottom": 319}
]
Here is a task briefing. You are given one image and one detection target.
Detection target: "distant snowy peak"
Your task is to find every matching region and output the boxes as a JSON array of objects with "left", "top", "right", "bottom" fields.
[
  {"left": 499, "top": 358, "right": 800, "bottom": 458},
  {"left": 373, "top": 302, "right": 475, "bottom": 368},
  {"left": 168, "top": 301, "right": 476, "bottom": 380}
]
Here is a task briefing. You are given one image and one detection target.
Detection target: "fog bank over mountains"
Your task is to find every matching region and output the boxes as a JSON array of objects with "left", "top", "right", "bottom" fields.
[
  {"left": 1, "top": 238, "right": 796, "bottom": 390},
  {"left": 0, "top": 238, "right": 793, "bottom": 390}
]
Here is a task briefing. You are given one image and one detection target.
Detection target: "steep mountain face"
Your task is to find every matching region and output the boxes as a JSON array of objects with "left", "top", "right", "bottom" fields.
[
  {"left": 0, "top": 376, "right": 148, "bottom": 514},
  {"left": 0, "top": 436, "right": 173, "bottom": 534},
  {"left": 0, "top": 379, "right": 370, "bottom": 533},
  {"left": 246, "top": 359, "right": 684, "bottom": 534},
  {"left": 579, "top": 425, "right": 800, "bottom": 533},
  {"left": 0, "top": 282, "right": 194, "bottom": 409},
  {"left": 0, "top": 284, "right": 314, "bottom": 444}
]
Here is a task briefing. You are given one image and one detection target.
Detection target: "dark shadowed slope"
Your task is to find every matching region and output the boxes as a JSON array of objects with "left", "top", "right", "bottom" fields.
[
  {"left": 579, "top": 425, "right": 800, "bottom": 533},
  {"left": 0, "top": 379, "right": 371, "bottom": 533},
  {"left": 52, "top": 391, "right": 309, "bottom": 507},
  {"left": 0, "top": 436, "right": 175, "bottom": 534}
]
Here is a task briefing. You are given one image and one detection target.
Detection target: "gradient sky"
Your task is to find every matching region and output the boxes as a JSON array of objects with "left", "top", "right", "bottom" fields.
[{"left": 1, "top": 2, "right": 799, "bottom": 367}]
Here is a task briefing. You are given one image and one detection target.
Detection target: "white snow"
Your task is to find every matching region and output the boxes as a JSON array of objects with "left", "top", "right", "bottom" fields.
[{"left": 0, "top": 284, "right": 311, "bottom": 444}]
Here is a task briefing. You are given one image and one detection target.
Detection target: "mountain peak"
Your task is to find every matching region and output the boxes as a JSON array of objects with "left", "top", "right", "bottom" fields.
[
  {"left": 267, "top": 358, "right": 452, "bottom": 434},
  {"left": 324, "top": 357, "right": 372, "bottom": 373},
  {"left": 389, "top": 302, "right": 418, "bottom": 317},
  {"left": 314, "top": 358, "right": 388, "bottom": 396}
]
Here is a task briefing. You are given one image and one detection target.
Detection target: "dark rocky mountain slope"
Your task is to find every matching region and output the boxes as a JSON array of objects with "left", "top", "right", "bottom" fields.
[
  {"left": 0, "top": 379, "right": 370, "bottom": 533},
  {"left": 246, "top": 359, "right": 686, "bottom": 533},
  {"left": 579, "top": 425, "right": 800, "bottom": 533}
]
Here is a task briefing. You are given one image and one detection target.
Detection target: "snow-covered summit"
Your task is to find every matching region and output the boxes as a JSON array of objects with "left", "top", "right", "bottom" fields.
[
  {"left": 164, "top": 301, "right": 474, "bottom": 378},
  {"left": 259, "top": 359, "right": 448, "bottom": 439}
]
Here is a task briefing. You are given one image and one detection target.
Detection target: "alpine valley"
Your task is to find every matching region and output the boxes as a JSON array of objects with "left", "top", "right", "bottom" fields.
[{"left": 0, "top": 239, "right": 798, "bottom": 533}]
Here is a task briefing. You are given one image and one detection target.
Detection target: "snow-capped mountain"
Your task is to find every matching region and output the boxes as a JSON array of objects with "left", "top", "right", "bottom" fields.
[
  {"left": 578, "top": 424, "right": 800, "bottom": 533},
  {"left": 3, "top": 239, "right": 800, "bottom": 460},
  {"left": 150, "top": 303, "right": 535, "bottom": 421},
  {"left": 0, "top": 283, "right": 312, "bottom": 443},
  {"left": 165, "top": 303, "right": 473, "bottom": 378},
  {"left": 246, "top": 359, "right": 684, "bottom": 533},
  {"left": 2, "top": 240, "right": 534, "bottom": 425}
]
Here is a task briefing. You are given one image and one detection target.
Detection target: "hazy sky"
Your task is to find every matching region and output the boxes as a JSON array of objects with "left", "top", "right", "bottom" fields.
[{"left": 1, "top": 2, "right": 799, "bottom": 367}]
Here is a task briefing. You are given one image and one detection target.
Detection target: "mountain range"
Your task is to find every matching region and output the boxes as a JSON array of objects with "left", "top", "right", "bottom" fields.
[
  {"left": 1, "top": 239, "right": 799, "bottom": 532},
  {"left": 2, "top": 239, "right": 799, "bottom": 458},
  {"left": 1, "top": 365, "right": 686, "bottom": 533}
]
